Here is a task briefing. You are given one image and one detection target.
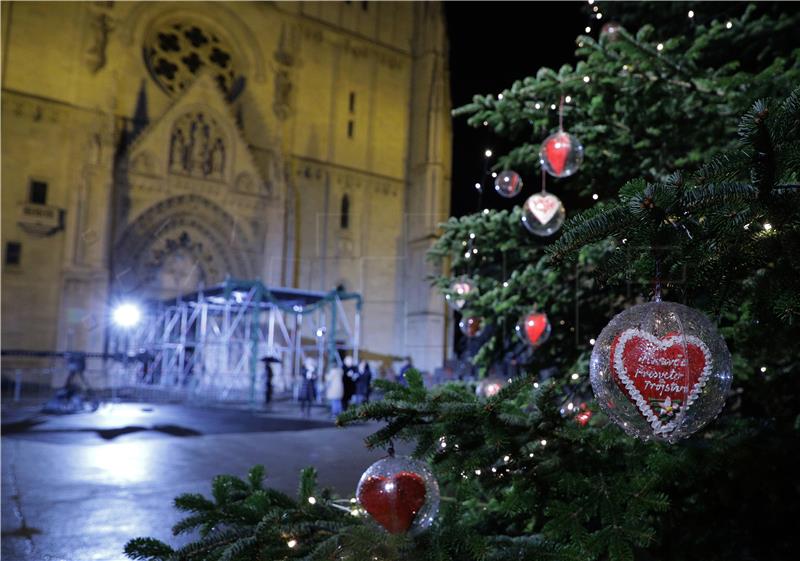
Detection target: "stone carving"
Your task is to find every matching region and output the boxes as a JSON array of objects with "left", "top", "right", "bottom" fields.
[
  {"left": 85, "top": 3, "right": 113, "bottom": 73},
  {"left": 169, "top": 112, "right": 227, "bottom": 179}
]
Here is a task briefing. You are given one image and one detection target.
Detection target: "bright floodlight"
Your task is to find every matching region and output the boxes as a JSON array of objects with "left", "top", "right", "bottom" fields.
[{"left": 113, "top": 303, "right": 141, "bottom": 328}]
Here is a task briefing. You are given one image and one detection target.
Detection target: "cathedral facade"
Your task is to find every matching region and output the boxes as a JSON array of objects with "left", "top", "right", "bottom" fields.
[{"left": 1, "top": 2, "right": 452, "bottom": 374}]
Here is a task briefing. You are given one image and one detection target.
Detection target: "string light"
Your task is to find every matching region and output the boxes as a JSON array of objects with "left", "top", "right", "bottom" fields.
[
  {"left": 469, "top": 232, "right": 476, "bottom": 239},
  {"left": 533, "top": 382, "right": 539, "bottom": 388},
  {"left": 571, "top": 373, "right": 579, "bottom": 380},
  {"left": 760, "top": 366, "right": 767, "bottom": 373},
  {"left": 585, "top": 26, "right": 592, "bottom": 33},
  {"left": 472, "top": 248, "right": 478, "bottom": 254},
  {"left": 565, "top": 95, "right": 572, "bottom": 103},
  {"left": 307, "top": 496, "right": 317, "bottom": 505},
  {"left": 726, "top": 21, "right": 733, "bottom": 29},
  {"left": 464, "top": 252, "right": 471, "bottom": 259},
  {"left": 593, "top": 5, "right": 599, "bottom": 12},
  {"left": 764, "top": 222, "right": 773, "bottom": 231},
  {"left": 475, "top": 469, "right": 482, "bottom": 475},
  {"left": 484, "top": 149, "right": 493, "bottom": 158},
  {"left": 491, "top": 467, "right": 497, "bottom": 473},
  {"left": 502, "top": 281, "right": 508, "bottom": 287},
  {"left": 656, "top": 43, "right": 664, "bottom": 51},
  {"left": 567, "top": 402, "right": 574, "bottom": 411},
  {"left": 350, "top": 497, "right": 357, "bottom": 503},
  {"left": 592, "top": 193, "right": 599, "bottom": 200},
  {"left": 550, "top": 103, "right": 557, "bottom": 110},
  {"left": 583, "top": 75, "right": 591, "bottom": 83},
  {"left": 491, "top": 172, "right": 498, "bottom": 178},
  {"left": 596, "top": 13, "right": 603, "bottom": 19},
  {"left": 529, "top": 452, "right": 534, "bottom": 458},
  {"left": 498, "top": 93, "right": 504, "bottom": 100},
  {"left": 534, "top": 102, "right": 542, "bottom": 109},
  {"left": 688, "top": 10, "right": 695, "bottom": 18},
  {"left": 540, "top": 439, "right": 548, "bottom": 446},
  {"left": 588, "top": 0, "right": 594, "bottom": 4},
  {"left": 287, "top": 539, "right": 298, "bottom": 548},
  {"left": 483, "top": 120, "right": 488, "bottom": 126},
  {"left": 474, "top": 182, "right": 481, "bottom": 191},
  {"left": 589, "top": 338, "right": 596, "bottom": 345},
  {"left": 503, "top": 455, "right": 510, "bottom": 462}
]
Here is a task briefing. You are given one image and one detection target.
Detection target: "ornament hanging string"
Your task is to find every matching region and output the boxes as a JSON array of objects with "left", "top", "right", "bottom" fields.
[
  {"left": 541, "top": 168, "right": 547, "bottom": 194},
  {"left": 558, "top": 94, "right": 565, "bottom": 132}
]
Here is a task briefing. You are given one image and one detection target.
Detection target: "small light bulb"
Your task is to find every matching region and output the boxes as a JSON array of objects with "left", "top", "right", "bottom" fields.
[
  {"left": 565, "top": 95, "right": 572, "bottom": 103},
  {"left": 498, "top": 93, "right": 504, "bottom": 100},
  {"left": 550, "top": 103, "right": 557, "bottom": 110},
  {"left": 503, "top": 455, "right": 510, "bottom": 462},
  {"left": 350, "top": 497, "right": 357, "bottom": 503},
  {"left": 588, "top": 0, "right": 594, "bottom": 4},
  {"left": 589, "top": 338, "right": 596, "bottom": 345},
  {"left": 688, "top": 10, "right": 695, "bottom": 18},
  {"left": 567, "top": 402, "right": 574, "bottom": 411},
  {"left": 533, "top": 382, "right": 539, "bottom": 388},
  {"left": 657, "top": 43, "right": 664, "bottom": 51},
  {"left": 483, "top": 208, "right": 490, "bottom": 215},
  {"left": 474, "top": 182, "right": 481, "bottom": 190},
  {"left": 483, "top": 120, "right": 488, "bottom": 126},
  {"left": 529, "top": 452, "right": 534, "bottom": 458},
  {"left": 469, "top": 232, "right": 476, "bottom": 239},
  {"left": 491, "top": 467, "right": 497, "bottom": 473},
  {"left": 502, "top": 281, "right": 509, "bottom": 288},
  {"left": 585, "top": 26, "right": 592, "bottom": 33},
  {"left": 472, "top": 248, "right": 478, "bottom": 254},
  {"left": 287, "top": 539, "right": 297, "bottom": 548},
  {"left": 540, "top": 439, "right": 547, "bottom": 446},
  {"left": 571, "top": 373, "right": 579, "bottom": 380},
  {"left": 726, "top": 21, "right": 733, "bottom": 29},
  {"left": 593, "top": 5, "right": 599, "bottom": 12},
  {"left": 760, "top": 366, "right": 767, "bottom": 373},
  {"left": 596, "top": 13, "right": 602, "bottom": 19},
  {"left": 491, "top": 172, "right": 497, "bottom": 178},
  {"left": 592, "top": 193, "right": 599, "bottom": 200},
  {"left": 583, "top": 75, "right": 591, "bottom": 83},
  {"left": 764, "top": 222, "right": 773, "bottom": 231},
  {"left": 484, "top": 149, "right": 493, "bottom": 158},
  {"left": 308, "top": 496, "right": 316, "bottom": 505},
  {"left": 534, "top": 102, "right": 542, "bottom": 109},
  {"left": 475, "top": 469, "right": 481, "bottom": 475}
]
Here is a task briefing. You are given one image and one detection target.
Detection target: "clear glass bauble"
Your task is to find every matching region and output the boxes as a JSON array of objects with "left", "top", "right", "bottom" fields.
[
  {"left": 356, "top": 455, "right": 440, "bottom": 535},
  {"left": 494, "top": 170, "right": 524, "bottom": 198},
  {"left": 445, "top": 277, "right": 476, "bottom": 311},
  {"left": 600, "top": 21, "right": 624, "bottom": 41},
  {"left": 476, "top": 375, "right": 508, "bottom": 398},
  {"left": 459, "top": 316, "right": 484, "bottom": 338},
  {"left": 589, "top": 301, "right": 732, "bottom": 443},
  {"left": 539, "top": 131, "right": 584, "bottom": 178},
  {"left": 515, "top": 310, "right": 551, "bottom": 348},
  {"left": 522, "top": 192, "right": 566, "bottom": 236}
]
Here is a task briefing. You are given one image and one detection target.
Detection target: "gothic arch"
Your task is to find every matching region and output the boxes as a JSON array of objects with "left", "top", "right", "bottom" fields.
[{"left": 114, "top": 194, "right": 254, "bottom": 299}]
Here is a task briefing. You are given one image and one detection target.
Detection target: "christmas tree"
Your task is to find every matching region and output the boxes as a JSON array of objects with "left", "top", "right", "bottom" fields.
[{"left": 125, "top": 4, "right": 800, "bottom": 560}]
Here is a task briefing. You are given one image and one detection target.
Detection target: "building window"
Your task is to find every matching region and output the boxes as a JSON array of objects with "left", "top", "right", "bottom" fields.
[
  {"left": 340, "top": 194, "right": 350, "bottom": 229},
  {"left": 349, "top": 92, "right": 356, "bottom": 113},
  {"left": 29, "top": 180, "right": 48, "bottom": 205},
  {"left": 5, "top": 242, "right": 21, "bottom": 265},
  {"left": 347, "top": 120, "right": 354, "bottom": 138}
]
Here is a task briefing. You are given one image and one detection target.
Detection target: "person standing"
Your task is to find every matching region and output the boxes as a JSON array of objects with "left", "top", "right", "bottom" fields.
[
  {"left": 261, "top": 356, "right": 279, "bottom": 406},
  {"left": 342, "top": 355, "right": 357, "bottom": 410},
  {"left": 298, "top": 357, "right": 317, "bottom": 416},
  {"left": 326, "top": 364, "right": 344, "bottom": 419},
  {"left": 354, "top": 360, "right": 372, "bottom": 405}
]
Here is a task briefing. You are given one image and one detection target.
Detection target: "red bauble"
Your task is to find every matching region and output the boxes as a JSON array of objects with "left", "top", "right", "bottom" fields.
[
  {"left": 516, "top": 311, "right": 551, "bottom": 348},
  {"left": 609, "top": 329, "right": 711, "bottom": 433},
  {"left": 358, "top": 471, "right": 427, "bottom": 534},
  {"left": 576, "top": 410, "right": 592, "bottom": 426}
]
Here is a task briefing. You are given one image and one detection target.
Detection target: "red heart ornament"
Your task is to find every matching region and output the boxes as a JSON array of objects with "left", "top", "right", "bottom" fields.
[
  {"left": 544, "top": 132, "right": 571, "bottom": 176},
  {"left": 524, "top": 313, "right": 549, "bottom": 345},
  {"left": 359, "top": 471, "right": 427, "bottom": 534},
  {"left": 610, "top": 329, "right": 712, "bottom": 434}
]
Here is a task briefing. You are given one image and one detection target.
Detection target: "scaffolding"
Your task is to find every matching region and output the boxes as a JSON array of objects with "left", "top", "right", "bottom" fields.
[{"left": 108, "top": 279, "right": 362, "bottom": 404}]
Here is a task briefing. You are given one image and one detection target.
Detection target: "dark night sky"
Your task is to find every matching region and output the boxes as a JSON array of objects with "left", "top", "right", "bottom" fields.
[{"left": 444, "top": 1, "right": 586, "bottom": 217}]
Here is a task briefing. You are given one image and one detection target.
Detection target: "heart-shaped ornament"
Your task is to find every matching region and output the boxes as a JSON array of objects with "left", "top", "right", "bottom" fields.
[
  {"left": 610, "top": 329, "right": 712, "bottom": 434},
  {"left": 449, "top": 281, "right": 473, "bottom": 310},
  {"left": 544, "top": 132, "right": 571, "bottom": 175},
  {"left": 524, "top": 313, "right": 549, "bottom": 345},
  {"left": 526, "top": 193, "right": 561, "bottom": 225},
  {"left": 358, "top": 471, "right": 427, "bottom": 534}
]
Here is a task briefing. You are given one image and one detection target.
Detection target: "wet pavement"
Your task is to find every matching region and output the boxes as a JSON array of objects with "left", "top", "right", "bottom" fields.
[{"left": 1, "top": 401, "right": 383, "bottom": 561}]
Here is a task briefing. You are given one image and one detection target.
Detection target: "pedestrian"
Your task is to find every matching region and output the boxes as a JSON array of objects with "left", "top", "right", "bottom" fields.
[
  {"left": 298, "top": 357, "right": 317, "bottom": 416},
  {"left": 261, "top": 355, "right": 279, "bottom": 406},
  {"left": 397, "top": 356, "right": 413, "bottom": 386},
  {"left": 354, "top": 359, "right": 372, "bottom": 405},
  {"left": 326, "top": 364, "right": 344, "bottom": 419},
  {"left": 342, "top": 355, "right": 357, "bottom": 409}
]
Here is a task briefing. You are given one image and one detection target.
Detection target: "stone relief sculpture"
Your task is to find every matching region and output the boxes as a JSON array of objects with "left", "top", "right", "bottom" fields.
[{"left": 169, "top": 112, "right": 226, "bottom": 179}]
